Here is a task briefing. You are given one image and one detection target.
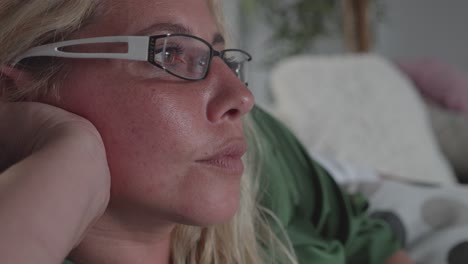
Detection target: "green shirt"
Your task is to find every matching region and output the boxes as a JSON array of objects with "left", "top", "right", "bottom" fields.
[{"left": 249, "top": 106, "right": 400, "bottom": 264}]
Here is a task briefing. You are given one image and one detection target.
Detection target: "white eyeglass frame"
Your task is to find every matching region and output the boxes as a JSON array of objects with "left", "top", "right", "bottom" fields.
[
  {"left": 14, "top": 36, "right": 149, "bottom": 65},
  {"left": 13, "top": 33, "right": 252, "bottom": 83}
]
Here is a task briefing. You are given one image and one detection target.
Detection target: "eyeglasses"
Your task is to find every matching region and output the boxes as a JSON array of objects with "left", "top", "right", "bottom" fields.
[{"left": 13, "top": 33, "right": 252, "bottom": 85}]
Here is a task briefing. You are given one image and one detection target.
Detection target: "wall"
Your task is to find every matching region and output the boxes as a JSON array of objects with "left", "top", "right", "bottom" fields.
[
  {"left": 223, "top": 0, "right": 468, "bottom": 105},
  {"left": 374, "top": 0, "right": 468, "bottom": 73}
]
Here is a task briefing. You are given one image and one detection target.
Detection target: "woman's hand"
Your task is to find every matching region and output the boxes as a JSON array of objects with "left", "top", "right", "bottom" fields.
[
  {"left": 0, "top": 101, "right": 111, "bottom": 264},
  {"left": 0, "top": 101, "right": 103, "bottom": 170}
]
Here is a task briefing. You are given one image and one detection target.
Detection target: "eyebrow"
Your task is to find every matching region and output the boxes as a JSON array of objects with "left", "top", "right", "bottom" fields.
[
  {"left": 136, "top": 22, "right": 192, "bottom": 35},
  {"left": 136, "top": 22, "right": 225, "bottom": 46},
  {"left": 212, "top": 33, "right": 225, "bottom": 46}
]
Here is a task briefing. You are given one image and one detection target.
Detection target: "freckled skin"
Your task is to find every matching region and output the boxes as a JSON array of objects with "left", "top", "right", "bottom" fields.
[{"left": 43, "top": 0, "right": 254, "bottom": 227}]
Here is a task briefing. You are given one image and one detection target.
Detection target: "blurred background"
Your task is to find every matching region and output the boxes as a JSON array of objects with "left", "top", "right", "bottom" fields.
[
  {"left": 222, "top": 1, "right": 468, "bottom": 263},
  {"left": 222, "top": 0, "right": 468, "bottom": 185},
  {"left": 223, "top": 0, "right": 468, "bottom": 104}
]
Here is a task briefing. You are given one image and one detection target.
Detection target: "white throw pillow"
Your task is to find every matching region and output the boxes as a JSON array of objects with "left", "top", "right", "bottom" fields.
[{"left": 269, "top": 54, "right": 455, "bottom": 185}]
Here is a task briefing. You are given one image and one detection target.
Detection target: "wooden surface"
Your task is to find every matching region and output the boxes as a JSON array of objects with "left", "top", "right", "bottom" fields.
[{"left": 342, "top": 0, "right": 371, "bottom": 52}]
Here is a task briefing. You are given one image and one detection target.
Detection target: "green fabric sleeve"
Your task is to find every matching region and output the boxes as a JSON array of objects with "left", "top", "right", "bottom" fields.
[{"left": 249, "top": 106, "right": 401, "bottom": 264}]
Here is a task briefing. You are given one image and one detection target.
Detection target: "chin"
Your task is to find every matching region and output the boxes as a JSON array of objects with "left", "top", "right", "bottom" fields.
[
  {"left": 108, "top": 162, "right": 244, "bottom": 227},
  {"left": 173, "top": 187, "right": 241, "bottom": 227}
]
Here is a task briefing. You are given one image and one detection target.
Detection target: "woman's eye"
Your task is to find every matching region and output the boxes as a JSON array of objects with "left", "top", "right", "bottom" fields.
[
  {"left": 155, "top": 46, "right": 185, "bottom": 65},
  {"left": 163, "top": 49, "right": 180, "bottom": 63}
]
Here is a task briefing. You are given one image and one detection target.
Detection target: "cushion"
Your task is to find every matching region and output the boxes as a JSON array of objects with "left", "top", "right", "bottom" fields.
[
  {"left": 269, "top": 54, "right": 455, "bottom": 185},
  {"left": 396, "top": 59, "right": 468, "bottom": 117},
  {"left": 396, "top": 60, "right": 468, "bottom": 181},
  {"left": 427, "top": 102, "right": 468, "bottom": 182}
]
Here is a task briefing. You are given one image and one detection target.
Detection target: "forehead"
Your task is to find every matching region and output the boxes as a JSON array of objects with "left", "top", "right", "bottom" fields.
[{"left": 85, "top": 0, "right": 219, "bottom": 39}]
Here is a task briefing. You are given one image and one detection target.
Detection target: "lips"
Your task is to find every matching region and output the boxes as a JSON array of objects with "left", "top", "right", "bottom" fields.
[{"left": 196, "top": 139, "right": 247, "bottom": 174}]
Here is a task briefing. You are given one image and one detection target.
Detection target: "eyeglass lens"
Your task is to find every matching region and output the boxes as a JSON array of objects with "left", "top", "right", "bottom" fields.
[
  {"left": 152, "top": 35, "right": 249, "bottom": 83},
  {"left": 221, "top": 50, "right": 249, "bottom": 84}
]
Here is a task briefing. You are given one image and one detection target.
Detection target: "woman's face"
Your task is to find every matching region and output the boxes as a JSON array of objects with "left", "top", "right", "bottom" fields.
[{"left": 48, "top": 0, "right": 254, "bottom": 226}]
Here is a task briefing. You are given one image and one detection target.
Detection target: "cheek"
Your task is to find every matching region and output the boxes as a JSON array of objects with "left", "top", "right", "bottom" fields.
[{"left": 53, "top": 68, "right": 207, "bottom": 193}]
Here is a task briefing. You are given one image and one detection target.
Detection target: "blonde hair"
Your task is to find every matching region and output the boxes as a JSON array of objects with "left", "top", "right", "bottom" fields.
[
  {"left": 0, "top": 0, "right": 100, "bottom": 101},
  {"left": 0, "top": 1, "right": 298, "bottom": 263}
]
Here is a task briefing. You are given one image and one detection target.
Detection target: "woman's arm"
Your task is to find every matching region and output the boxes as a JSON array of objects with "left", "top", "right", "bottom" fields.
[{"left": 0, "top": 102, "right": 110, "bottom": 264}]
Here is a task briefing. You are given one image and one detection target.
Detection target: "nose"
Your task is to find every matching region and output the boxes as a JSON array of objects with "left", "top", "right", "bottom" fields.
[{"left": 204, "top": 58, "right": 255, "bottom": 123}]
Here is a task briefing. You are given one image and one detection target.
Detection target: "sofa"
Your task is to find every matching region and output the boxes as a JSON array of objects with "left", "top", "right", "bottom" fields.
[{"left": 264, "top": 54, "right": 468, "bottom": 264}]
